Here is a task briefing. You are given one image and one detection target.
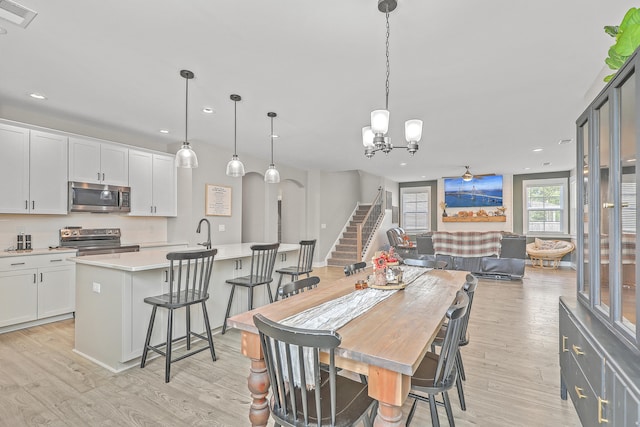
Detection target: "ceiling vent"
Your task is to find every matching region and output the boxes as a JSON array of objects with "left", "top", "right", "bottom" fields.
[{"left": 0, "top": 0, "right": 37, "bottom": 28}]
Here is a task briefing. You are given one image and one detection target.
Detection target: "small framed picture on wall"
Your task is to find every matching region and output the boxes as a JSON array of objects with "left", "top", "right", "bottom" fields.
[{"left": 205, "top": 184, "right": 232, "bottom": 216}]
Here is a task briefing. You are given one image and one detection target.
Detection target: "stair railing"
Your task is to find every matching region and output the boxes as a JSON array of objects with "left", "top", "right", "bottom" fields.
[{"left": 356, "top": 187, "right": 384, "bottom": 261}]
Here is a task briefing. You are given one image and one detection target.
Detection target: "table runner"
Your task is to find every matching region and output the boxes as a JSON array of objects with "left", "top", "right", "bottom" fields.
[{"left": 277, "top": 266, "right": 435, "bottom": 387}]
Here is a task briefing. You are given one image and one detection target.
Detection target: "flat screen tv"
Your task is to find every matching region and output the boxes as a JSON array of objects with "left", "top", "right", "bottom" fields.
[{"left": 444, "top": 175, "right": 503, "bottom": 208}]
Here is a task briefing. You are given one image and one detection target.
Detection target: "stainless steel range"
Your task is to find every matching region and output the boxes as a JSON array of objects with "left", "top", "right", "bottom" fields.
[{"left": 59, "top": 227, "right": 140, "bottom": 256}]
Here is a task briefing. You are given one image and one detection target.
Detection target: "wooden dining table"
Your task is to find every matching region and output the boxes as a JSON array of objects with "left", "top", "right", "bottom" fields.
[{"left": 227, "top": 267, "right": 468, "bottom": 427}]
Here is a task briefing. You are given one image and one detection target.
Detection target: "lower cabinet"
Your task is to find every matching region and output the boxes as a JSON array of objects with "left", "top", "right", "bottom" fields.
[
  {"left": 560, "top": 297, "right": 640, "bottom": 426},
  {"left": 0, "top": 254, "right": 75, "bottom": 330}
]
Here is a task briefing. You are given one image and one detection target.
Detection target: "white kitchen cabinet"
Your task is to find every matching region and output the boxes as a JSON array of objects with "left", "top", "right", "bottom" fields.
[
  {"left": 0, "top": 253, "right": 75, "bottom": 330},
  {"left": 128, "top": 150, "right": 176, "bottom": 216},
  {"left": 69, "top": 136, "right": 128, "bottom": 186},
  {"left": 0, "top": 269, "right": 38, "bottom": 327},
  {"left": 0, "top": 124, "right": 68, "bottom": 214}
]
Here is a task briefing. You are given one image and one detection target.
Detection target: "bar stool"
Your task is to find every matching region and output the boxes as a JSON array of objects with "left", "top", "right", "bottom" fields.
[
  {"left": 140, "top": 248, "right": 217, "bottom": 383},
  {"left": 274, "top": 239, "right": 316, "bottom": 300},
  {"left": 222, "top": 243, "right": 279, "bottom": 334}
]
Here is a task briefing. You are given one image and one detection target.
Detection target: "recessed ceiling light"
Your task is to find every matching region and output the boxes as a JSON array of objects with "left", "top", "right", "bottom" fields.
[
  {"left": 29, "top": 92, "right": 46, "bottom": 100},
  {"left": 271, "top": 134, "right": 279, "bottom": 138},
  {"left": 532, "top": 148, "right": 544, "bottom": 152},
  {"left": 421, "top": 175, "right": 426, "bottom": 178},
  {"left": 543, "top": 162, "right": 552, "bottom": 166},
  {"left": 627, "top": 158, "right": 636, "bottom": 162},
  {"left": 159, "top": 129, "right": 169, "bottom": 134},
  {"left": 400, "top": 162, "right": 407, "bottom": 167},
  {"left": 524, "top": 167, "right": 531, "bottom": 170},
  {"left": 202, "top": 107, "right": 214, "bottom": 114},
  {"left": 558, "top": 139, "right": 573, "bottom": 145}
]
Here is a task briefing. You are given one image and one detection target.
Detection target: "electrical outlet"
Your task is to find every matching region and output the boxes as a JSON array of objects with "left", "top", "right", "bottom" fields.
[
  {"left": 218, "top": 224, "right": 225, "bottom": 232},
  {"left": 321, "top": 223, "right": 327, "bottom": 229},
  {"left": 92, "top": 282, "right": 101, "bottom": 293}
]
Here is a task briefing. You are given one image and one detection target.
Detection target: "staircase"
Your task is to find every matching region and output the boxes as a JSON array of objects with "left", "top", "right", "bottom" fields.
[{"left": 327, "top": 204, "right": 371, "bottom": 267}]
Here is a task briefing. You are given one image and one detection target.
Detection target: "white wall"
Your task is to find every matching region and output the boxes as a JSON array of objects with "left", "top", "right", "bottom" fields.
[{"left": 0, "top": 213, "right": 167, "bottom": 250}]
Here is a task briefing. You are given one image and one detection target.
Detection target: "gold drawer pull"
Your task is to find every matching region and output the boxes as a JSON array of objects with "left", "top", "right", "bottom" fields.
[
  {"left": 572, "top": 344, "right": 585, "bottom": 356},
  {"left": 562, "top": 336, "right": 568, "bottom": 352},
  {"left": 598, "top": 397, "right": 609, "bottom": 423},
  {"left": 575, "top": 386, "right": 587, "bottom": 399},
  {"left": 603, "top": 202, "right": 615, "bottom": 209}
]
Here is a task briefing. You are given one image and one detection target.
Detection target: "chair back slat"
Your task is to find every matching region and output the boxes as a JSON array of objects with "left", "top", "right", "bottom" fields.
[
  {"left": 280, "top": 276, "right": 320, "bottom": 299},
  {"left": 434, "top": 290, "right": 469, "bottom": 386},
  {"left": 249, "top": 243, "right": 280, "bottom": 283},
  {"left": 459, "top": 274, "right": 478, "bottom": 341},
  {"left": 254, "top": 313, "right": 341, "bottom": 426},
  {"left": 167, "top": 249, "right": 216, "bottom": 304},
  {"left": 296, "top": 239, "right": 316, "bottom": 274},
  {"left": 344, "top": 261, "right": 367, "bottom": 276}
]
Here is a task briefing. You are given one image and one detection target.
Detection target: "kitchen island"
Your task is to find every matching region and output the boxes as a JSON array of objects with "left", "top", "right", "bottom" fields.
[{"left": 71, "top": 243, "right": 299, "bottom": 372}]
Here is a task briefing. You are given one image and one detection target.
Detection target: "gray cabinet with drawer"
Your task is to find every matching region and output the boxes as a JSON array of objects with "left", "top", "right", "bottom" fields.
[{"left": 560, "top": 297, "right": 640, "bottom": 426}]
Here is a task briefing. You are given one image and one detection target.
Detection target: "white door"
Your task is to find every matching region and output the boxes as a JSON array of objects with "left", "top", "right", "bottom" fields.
[
  {"left": 100, "top": 143, "right": 129, "bottom": 186},
  {"left": 128, "top": 150, "right": 153, "bottom": 215},
  {"left": 0, "top": 269, "right": 38, "bottom": 327},
  {"left": 0, "top": 124, "right": 30, "bottom": 213},
  {"left": 69, "top": 137, "right": 101, "bottom": 184},
  {"left": 29, "top": 131, "right": 68, "bottom": 214},
  {"left": 37, "top": 266, "right": 75, "bottom": 318},
  {"left": 152, "top": 154, "right": 176, "bottom": 216}
]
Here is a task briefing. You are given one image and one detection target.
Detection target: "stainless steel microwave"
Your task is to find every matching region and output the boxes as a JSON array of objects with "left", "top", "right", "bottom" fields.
[{"left": 68, "top": 182, "right": 131, "bottom": 213}]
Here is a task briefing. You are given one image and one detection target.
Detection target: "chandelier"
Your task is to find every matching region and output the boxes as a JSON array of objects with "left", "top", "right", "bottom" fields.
[{"left": 363, "top": 0, "right": 422, "bottom": 158}]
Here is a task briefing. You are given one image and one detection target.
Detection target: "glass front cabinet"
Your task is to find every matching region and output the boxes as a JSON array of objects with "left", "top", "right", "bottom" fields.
[{"left": 560, "top": 48, "right": 640, "bottom": 426}]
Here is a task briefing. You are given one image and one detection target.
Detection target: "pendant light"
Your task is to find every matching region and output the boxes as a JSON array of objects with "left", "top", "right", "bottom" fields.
[
  {"left": 264, "top": 112, "right": 280, "bottom": 184},
  {"left": 462, "top": 166, "right": 474, "bottom": 182},
  {"left": 363, "top": 0, "right": 422, "bottom": 158},
  {"left": 175, "top": 69, "right": 199, "bottom": 168},
  {"left": 226, "top": 94, "right": 245, "bottom": 177}
]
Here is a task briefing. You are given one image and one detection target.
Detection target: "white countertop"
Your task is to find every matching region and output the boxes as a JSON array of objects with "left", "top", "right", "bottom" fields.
[
  {"left": 0, "top": 248, "right": 77, "bottom": 258},
  {"left": 135, "top": 241, "right": 189, "bottom": 249},
  {"left": 70, "top": 242, "right": 300, "bottom": 272}
]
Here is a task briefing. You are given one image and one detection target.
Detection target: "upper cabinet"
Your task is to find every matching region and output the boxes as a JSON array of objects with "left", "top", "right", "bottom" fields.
[
  {"left": 576, "top": 49, "right": 639, "bottom": 347},
  {"left": 69, "top": 137, "right": 128, "bottom": 186},
  {"left": 128, "top": 150, "right": 176, "bottom": 216},
  {"left": 0, "top": 123, "right": 68, "bottom": 214}
]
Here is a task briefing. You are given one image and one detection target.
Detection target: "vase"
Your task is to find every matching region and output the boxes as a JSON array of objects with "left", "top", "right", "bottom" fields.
[
  {"left": 442, "top": 210, "right": 448, "bottom": 217},
  {"left": 375, "top": 270, "right": 387, "bottom": 286}
]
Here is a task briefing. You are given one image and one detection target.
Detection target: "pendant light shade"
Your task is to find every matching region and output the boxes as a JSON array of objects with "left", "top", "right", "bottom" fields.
[
  {"left": 175, "top": 69, "right": 199, "bottom": 168},
  {"left": 362, "top": 126, "right": 375, "bottom": 148},
  {"left": 226, "top": 94, "right": 245, "bottom": 177},
  {"left": 462, "top": 166, "right": 474, "bottom": 182},
  {"left": 264, "top": 112, "right": 280, "bottom": 184}
]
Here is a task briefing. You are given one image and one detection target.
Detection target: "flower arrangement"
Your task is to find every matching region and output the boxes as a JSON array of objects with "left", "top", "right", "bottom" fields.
[
  {"left": 439, "top": 201, "right": 448, "bottom": 217},
  {"left": 372, "top": 249, "right": 399, "bottom": 271}
]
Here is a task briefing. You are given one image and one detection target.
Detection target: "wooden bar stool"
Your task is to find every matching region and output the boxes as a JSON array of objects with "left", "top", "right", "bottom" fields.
[
  {"left": 222, "top": 243, "right": 279, "bottom": 334},
  {"left": 274, "top": 239, "right": 316, "bottom": 301},
  {"left": 140, "top": 248, "right": 217, "bottom": 383}
]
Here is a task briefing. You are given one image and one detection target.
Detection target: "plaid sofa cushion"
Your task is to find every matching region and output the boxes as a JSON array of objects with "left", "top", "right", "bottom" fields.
[{"left": 432, "top": 231, "right": 503, "bottom": 257}]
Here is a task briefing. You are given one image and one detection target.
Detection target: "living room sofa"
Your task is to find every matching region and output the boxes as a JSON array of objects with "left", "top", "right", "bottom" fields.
[{"left": 387, "top": 228, "right": 526, "bottom": 280}]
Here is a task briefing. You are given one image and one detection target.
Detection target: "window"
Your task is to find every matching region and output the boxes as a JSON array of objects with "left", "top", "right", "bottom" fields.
[
  {"left": 400, "top": 187, "right": 430, "bottom": 233},
  {"left": 522, "top": 178, "right": 569, "bottom": 235}
]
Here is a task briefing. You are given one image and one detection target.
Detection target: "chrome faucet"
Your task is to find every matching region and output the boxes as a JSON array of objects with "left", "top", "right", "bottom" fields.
[{"left": 196, "top": 218, "right": 211, "bottom": 249}]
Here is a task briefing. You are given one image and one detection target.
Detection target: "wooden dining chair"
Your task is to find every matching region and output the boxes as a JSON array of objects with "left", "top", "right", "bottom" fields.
[
  {"left": 274, "top": 239, "right": 316, "bottom": 301},
  {"left": 278, "top": 276, "right": 320, "bottom": 299},
  {"left": 222, "top": 243, "right": 280, "bottom": 334},
  {"left": 140, "top": 248, "right": 217, "bottom": 383},
  {"left": 253, "top": 313, "right": 378, "bottom": 427},
  {"left": 430, "top": 273, "right": 478, "bottom": 411},
  {"left": 406, "top": 290, "right": 470, "bottom": 426},
  {"left": 343, "top": 261, "right": 367, "bottom": 276}
]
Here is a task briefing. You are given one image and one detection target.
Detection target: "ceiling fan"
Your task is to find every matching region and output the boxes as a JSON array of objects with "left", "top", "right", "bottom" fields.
[{"left": 445, "top": 166, "right": 496, "bottom": 181}]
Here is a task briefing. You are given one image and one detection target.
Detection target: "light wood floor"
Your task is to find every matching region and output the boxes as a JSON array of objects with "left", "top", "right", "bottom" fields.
[{"left": 0, "top": 266, "right": 581, "bottom": 426}]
